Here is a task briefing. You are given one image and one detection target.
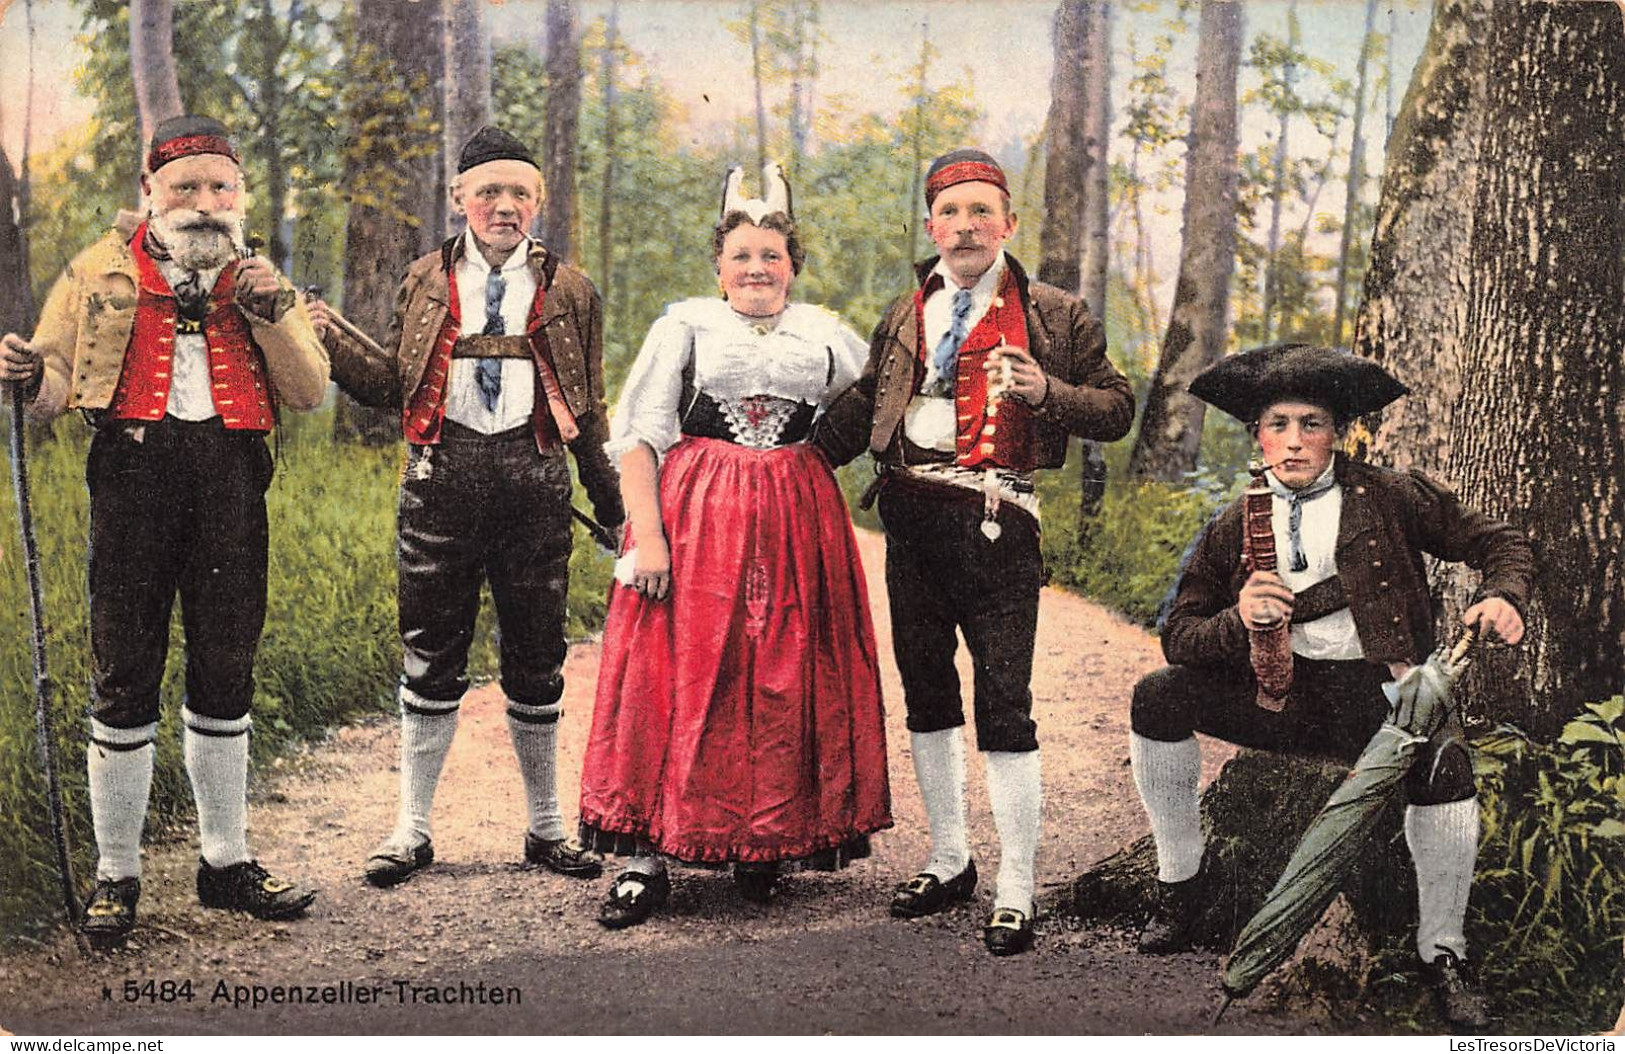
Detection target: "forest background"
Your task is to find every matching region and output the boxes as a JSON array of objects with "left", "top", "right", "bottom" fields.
[{"left": 0, "top": 0, "right": 1620, "bottom": 1032}]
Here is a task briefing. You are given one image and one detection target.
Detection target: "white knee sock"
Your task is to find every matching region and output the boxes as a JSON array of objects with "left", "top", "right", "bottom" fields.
[
  {"left": 911, "top": 728, "right": 970, "bottom": 879},
  {"left": 985, "top": 749, "right": 1042, "bottom": 915},
  {"left": 182, "top": 708, "right": 252, "bottom": 868},
  {"left": 506, "top": 698, "right": 565, "bottom": 841},
  {"left": 1406, "top": 798, "right": 1479, "bottom": 961},
  {"left": 1130, "top": 732, "right": 1204, "bottom": 884},
  {"left": 393, "top": 687, "right": 460, "bottom": 844},
  {"left": 88, "top": 721, "right": 157, "bottom": 881}
]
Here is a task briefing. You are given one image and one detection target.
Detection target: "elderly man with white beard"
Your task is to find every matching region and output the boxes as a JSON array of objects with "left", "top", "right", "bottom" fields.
[{"left": 0, "top": 115, "right": 329, "bottom": 949}]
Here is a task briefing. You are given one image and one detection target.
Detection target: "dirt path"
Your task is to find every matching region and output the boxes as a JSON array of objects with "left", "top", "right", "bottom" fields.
[{"left": 0, "top": 529, "right": 1312, "bottom": 1036}]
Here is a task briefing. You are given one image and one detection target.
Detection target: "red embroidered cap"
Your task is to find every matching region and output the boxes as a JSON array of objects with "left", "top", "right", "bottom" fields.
[
  {"left": 147, "top": 115, "right": 240, "bottom": 174},
  {"left": 925, "top": 149, "right": 1008, "bottom": 208}
]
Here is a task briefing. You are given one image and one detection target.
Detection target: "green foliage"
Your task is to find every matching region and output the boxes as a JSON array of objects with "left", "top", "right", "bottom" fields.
[
  {"left": 1363, "top": 699, "right": 1625, "bottom": 1032},
  {"left": 0, "top": 409, "right": 613, "bottom": 938}
]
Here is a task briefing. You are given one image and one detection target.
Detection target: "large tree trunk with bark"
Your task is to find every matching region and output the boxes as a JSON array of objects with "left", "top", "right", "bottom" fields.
[
  {"left": 1037, "top": 1, "right": 1088, "bottom": 293},
  {"left": 130, "top": 0, "right": 183, "bottom": 148},
  {"left": 1438, "top": 0, "right": 1625, "bottom": 732},
  {"left": 541, "top": 0, "right": 582, "bottom": 261},
  {"left": 336, "top": 0, "right": 448, "bottom": 445},
  {"left": 1127, "top": 0, "right": 1241, "bottom": 483},
  {"left": 443, "top": 0, "right": 491, "bottom": 238}
]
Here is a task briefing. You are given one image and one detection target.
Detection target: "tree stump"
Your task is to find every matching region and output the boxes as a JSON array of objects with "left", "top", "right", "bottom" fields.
[{"left": 1070, "top": 749, "right": 1416, "bottom": 968}]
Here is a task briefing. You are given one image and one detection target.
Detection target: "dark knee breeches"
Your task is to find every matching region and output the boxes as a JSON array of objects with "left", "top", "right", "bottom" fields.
[
  {"left": 87, "top": 418, "right": 273, "bottom": 729},
  {"left": 397, "top": 422, "right": 573, "bottom": 709},
  {"left": 878, "top": 481, "right": 1041, "bottom": 754},
  {"left": 1130, "top": 658, "right": 1475, "bottom": 805}
]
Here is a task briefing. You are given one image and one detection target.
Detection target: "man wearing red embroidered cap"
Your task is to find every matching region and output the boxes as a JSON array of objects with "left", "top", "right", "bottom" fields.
[
  {"left": 0, "top": 115, "right": 328, "bottom": 948},
  {"left": 309, "top": 126, "right": 623, "bottom": 889},
  {"left": 816, "top": 148, "right": 1134, "bottom": 955}
]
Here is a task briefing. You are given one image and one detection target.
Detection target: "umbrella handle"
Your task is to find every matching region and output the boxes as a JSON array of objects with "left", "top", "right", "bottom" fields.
[{"left": 1449, "top": 624, "right": 1480, "bottom": 668}]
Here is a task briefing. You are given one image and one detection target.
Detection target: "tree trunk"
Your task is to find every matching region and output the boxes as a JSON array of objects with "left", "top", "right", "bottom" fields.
[
  {"left": 905, "top": 16, "right": 929, "bottom": 266},
  {"left": 598, "top": 1, "right": 620, "bottom": 312},
  {"left": 1078, "top": 1, "right": 1111, "bottom": 322},
  {"left": 542, "top": 0, "right": 582, "bottom": 261},
  {"left": 336, "top": 0, "right": 448, "bottom": 445},
  {"left": 1037, "top": 1, "right": 1088, "bottom": 293},
  {"left": 1260, "top": 2, "right": 1299, "bottom": 345},
  {"left": 444, "top": 0, "right": 492, "bottom": 238},
  {"left": 130, "top": 0, "right": 184, "bottom": 148},
  {"left": 0, "top": 145, "right": 33, "bottom": 336},
  {"left": 1444, "top": 0, "right": 1625, "bottom": 732},
  {"left": 749, "top": 3, "right": 769, "bottom": 177},
  {"left": 1331, "top": 0, "right": 1380, "bottom": 346},
  {"left": 1128, "top": 0, "right": 1241, "bottom": 483}
]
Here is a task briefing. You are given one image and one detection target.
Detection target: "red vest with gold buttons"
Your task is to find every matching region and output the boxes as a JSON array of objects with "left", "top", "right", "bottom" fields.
[
  {"left": 912, "top": 267, "right": 1037, "bottom": 473},
  {"left": 110, "top": 223, "right": 275, "bottom": 432},
  {"left": 401, "top": 256, "right": 579, "bottom": 450}
]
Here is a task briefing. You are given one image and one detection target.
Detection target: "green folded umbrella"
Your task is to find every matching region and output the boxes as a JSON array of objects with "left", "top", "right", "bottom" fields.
[{"left": 1221, "top": 635, "right": 1476, "bottom": 1000}]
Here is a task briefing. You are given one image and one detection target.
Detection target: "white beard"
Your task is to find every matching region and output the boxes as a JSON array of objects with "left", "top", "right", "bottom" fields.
[{"left": 150, "top": 209, "right": 245, "bottom": 271}]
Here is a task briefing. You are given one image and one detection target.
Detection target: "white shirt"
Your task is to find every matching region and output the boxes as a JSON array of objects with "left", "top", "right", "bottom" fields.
[
  {"left": 606, "top": 297, "right": 868, "bottom": 463},
  {"left": 444, "top": 231, "right": 538, "bottom": 433},
  {"left": 1266, "top": 464, "right": 1363, "bottom": 661},
  {"left": 904, "top": 251, "right": 1008, "bottom": 452},
  {"left": 155, "top": 257, "right": 225, "bottom": 421}
]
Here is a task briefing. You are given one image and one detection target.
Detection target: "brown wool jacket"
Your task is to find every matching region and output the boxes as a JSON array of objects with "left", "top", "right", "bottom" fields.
[
  {"left": 1162, "top": 453, "right": 1535, "bottom": 667},
  {"left": 23, "top": 213, "right": 329, "bottom": 424},
  {"left": 325, "top": 236, "right": 624, "bottom": 529},
  {"left": 814, "top": 253, "right": 1135, "bottom": 470}
]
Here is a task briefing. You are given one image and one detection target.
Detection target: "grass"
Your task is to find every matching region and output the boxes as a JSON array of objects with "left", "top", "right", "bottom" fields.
[{"left": 0, "top": 408, "right": 613, "bottom": 938}]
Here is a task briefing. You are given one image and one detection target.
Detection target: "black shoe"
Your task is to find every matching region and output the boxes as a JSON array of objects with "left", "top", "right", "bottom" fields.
[
  {"left": 1425, "top": 950, "right": 1492, "bottom": 1032},
  {"left": 524, "top": 833, "right": 605, "bottom": 879},
  {"left": 890, "top": 860, "right": 978, "bottom": 919},
  {"left": 81, "top": 877, "right": 140, "bottom": 949},
  {"left": 983, "top": 907, "right": 1036, "bottom": 956},
  {"left": 734, "top": 863, "right": 780, "bottom": 904},
  {"left": 599, "top": 869, "right": 670, "bottom": 930},
  {"left": 197, "top": 859, "right": 316, "bottom": 920},
  {"left": 364, "top": 836, "right": 434, "bottom": 887},
  {"left": 1138, "top": 877, "right": 1199, "bottom": 954}
]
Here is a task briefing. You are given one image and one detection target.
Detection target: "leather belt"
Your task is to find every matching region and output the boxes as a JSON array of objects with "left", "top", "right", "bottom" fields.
[{"left": 452, "top": 335, "right": 532, "bottom": 359}]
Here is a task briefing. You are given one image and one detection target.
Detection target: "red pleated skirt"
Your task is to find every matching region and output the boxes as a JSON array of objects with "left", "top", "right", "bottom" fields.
[{"left": 579, "top": 437, "right": 892, "bottom": 865}]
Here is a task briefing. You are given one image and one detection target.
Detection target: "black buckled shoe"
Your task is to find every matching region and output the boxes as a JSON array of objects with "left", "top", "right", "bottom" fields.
[
  {"left": 364, "top": 836, "right": 435, "bottom": 887},
  {"left": 983, "top": 907, "right": 1036, "bottom": 956},
  {"left": 733, "top": 863, "right": 780, "bottom": 904},
  {"left": 81, "top": 877, "right": 140, "bottom": 949},
  {"left": 1138, "top": 876, "right": 1199, "bottom": 954},
  {"left": 197, "top": 859, "right": 316, "bottom": 920},
  {"left": 890, "top": 860, "right": 977, "bottom": 919},
  {"left": 1425, "top": 950, "right": 1492, "bottom": 1032},
  {"left": 598, "top": 869, "right": 670, "bottom": 930},
  {"left": 524, "top": 833, "right": 605, "bottom": 878}
]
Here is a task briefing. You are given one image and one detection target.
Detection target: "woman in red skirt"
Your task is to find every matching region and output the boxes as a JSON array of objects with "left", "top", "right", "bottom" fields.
[{"left": 579, "top": 164, "right": 891, "bottom": 927}]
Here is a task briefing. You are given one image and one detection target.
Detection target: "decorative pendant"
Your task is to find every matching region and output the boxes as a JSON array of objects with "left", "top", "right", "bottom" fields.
[{"left": 981, "top": 518, "right": 1002, "bottom": 542}]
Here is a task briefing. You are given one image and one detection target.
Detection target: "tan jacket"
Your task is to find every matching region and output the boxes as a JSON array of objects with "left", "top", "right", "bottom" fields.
[
  {"left": 24, "top": 213, "right": 330, "bottom": 423},
  {"left": 815, "top": 253, "right": 1135, "bottom": 470},
  {"left": 325, "top": 236, "right": 623, "bottom": 528}
]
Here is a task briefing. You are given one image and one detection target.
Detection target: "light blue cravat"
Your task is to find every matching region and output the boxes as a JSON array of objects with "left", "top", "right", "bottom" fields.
[
  {"left": 475, "top": 269, "right": 507, "bottom": 412},
  {"left": 929, "top": 288, "right": 974, "bottom": 396},
  {"left": 1266, "top": 467, "right": 1338, "bottom": 573}
]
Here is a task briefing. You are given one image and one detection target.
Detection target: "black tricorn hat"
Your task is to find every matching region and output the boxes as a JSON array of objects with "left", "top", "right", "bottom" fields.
[
  {"left": 1189, "top": 343, "right": 1409, "bottom": 424},
  {"left": 457, "top": 125, "right": 537, "bottom": 174}
]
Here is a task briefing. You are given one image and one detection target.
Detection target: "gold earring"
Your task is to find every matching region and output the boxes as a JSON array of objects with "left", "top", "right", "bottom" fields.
[{"left": 717, "top": 276, "right": 728, "bottom": 301}]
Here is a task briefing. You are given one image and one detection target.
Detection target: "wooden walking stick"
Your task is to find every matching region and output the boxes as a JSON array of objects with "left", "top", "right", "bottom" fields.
[{"left": 6, "top": 381, "right": 87, "bottom": 954}]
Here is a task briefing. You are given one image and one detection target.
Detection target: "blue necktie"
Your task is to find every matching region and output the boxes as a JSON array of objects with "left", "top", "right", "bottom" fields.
[
  {"left": 475, "top": 269, "right": 506, "bottom": 412},
  {"left": 929, "top": 289, "right": 974, "bottom": 396}
]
